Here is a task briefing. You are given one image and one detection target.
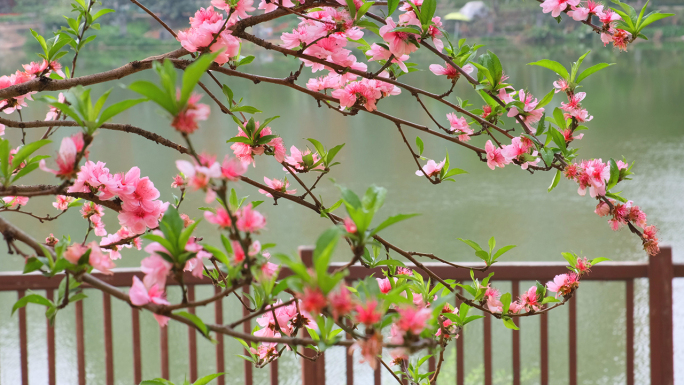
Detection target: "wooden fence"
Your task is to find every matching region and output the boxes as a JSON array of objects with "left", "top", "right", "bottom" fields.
[{"left": 0, "top": 246, "right": 679, "bottom": 385}]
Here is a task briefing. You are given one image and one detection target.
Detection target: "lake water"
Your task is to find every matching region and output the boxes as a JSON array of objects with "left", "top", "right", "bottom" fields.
[{"left": 0, "top": 16, "right": 683, "bottom": 385}]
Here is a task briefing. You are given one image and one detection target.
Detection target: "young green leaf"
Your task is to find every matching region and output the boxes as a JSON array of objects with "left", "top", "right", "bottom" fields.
[{"left": 528, "top": 59, "right": 569, "bottom": 80}]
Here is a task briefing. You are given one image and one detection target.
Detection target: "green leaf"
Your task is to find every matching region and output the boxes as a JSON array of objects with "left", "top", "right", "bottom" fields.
[
  {"left": 222, "top": 85, "right": 234, "bottom": 105},
  {"left": 415, "top": 137, "right": 424, "bottom": 155},
  {"left": 97, "top": 98, "right": 146, "bottom": 126},
  {"left": 576, "top": 63, "right": 615, "bottom": 84},
  {"left": 443, "top": 168, "right": 467, "bottom": 179},
  {"left": 11, "top": 140, "right": 51, "bottom": 170},
  {"left": 345, "top": 0, "right": 357, "bottom": 19},
  {"left": 231, "top": 105, "right": 262, "bottom": 114},
  {"left": 12, "top": 293, "right": 53, "bottom": 315},
  {"left": 356, "top": 1, "right": 373, "bottom": 20},
  {"left": 502, "top": 317, "right": 519, "bottom": 330},
  {"left": 181, "top": 52, "right": 219, "bottom": 107},
  {"left": 140, "top": 379, "right": 174, "bottom": 385},
  {"left": 639, "top": 12, "right": 674, "bottom": 29},
  {"left": 420, "top": 0, "right": 436, "bottom": 27},
  {"left": 387, "top": 0, "right": 399, "bottom": 16},
  {"left": 528, "top": 59, "right": 569, "bottom": 80},
  {"left": 500, "top": 292, "right": 512, "bottom": 314},
  {"left": 488, "top": 237, "right": 496, "bottom": 253},
  {"left": 193, "top": 373, "right": 225, "bottom": 385},
  {"left": 314, "top": 227, "right": 341, "bottom": 284},
  {"left": 475, "top": 250, "right": 490, "bottom": 263},
  {"left": 237, "top": 56, "right": 255, "bottom": 67},
  {"left": 23, "top": 257, "right": 44, "bottom": 274},
  {"left": 371, "top": 213, "right": 419, "bottom": 235},
  {"left": 492, "top": 245, "right": 516, "bottom": 261},
  {"left": 606, "top": 158, "right": 619, "bottom": 190},
  {"left": 536, "top": 89, "right": 555, "bottom": 109},
  {"left": 175, "top": 311, "right": 210, "bottom": 337},
  {"left": 391, "top": 26, "right": 422, "bottom": 35},
  {"left": 548, "top": 169, "right": 561, "bottom": 192},
  {"left": 92, "top": 8, "right": 115, "bottom": 21},
  {"left": 590, "top": 257, "right": 611, "bottom": 265},
  {"left": 129, "top": 81, "right": 177, "bottom": 115},
  {"left": 457, "top": 238, "right": 482, "bottom": 252},
  {"left": 227, "top": 137, "right": 254, "bottom": 144},
  {"left": 561, "top": 252, "right": 577, "bottom": 267}
]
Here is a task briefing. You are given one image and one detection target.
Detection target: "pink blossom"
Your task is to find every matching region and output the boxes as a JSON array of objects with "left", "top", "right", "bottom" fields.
[
  {"left": 344, "top": 217, "right": 357, "bottom": 234},
  {"left": 365, "top": 43, "right": 410, "bottom": 73},
  {"left": 416, "top": 158, "right": 445, "bottom": 178},
  {"left": 485, "top": 140, "right": 508, "bottom": 170},
  {"left": 2, "top": 196, "right": 28, "bottom": 207},
  {"left": 546, "top": 273, "right": 579, "bottom": 297},
  {"left": 396, "top": 306, "right": 432, "bottom": 334},
  {"left": 175, "top": 159, "right": 221, "bottom": 191},
  {"left": 45, "top": 234, "right": 58, "bottom": 246},
  {"left": 236, "top": 203, "right": 266, "bottom": 233},
  {"left": 171, "top": 174, "right": 185, "bottom": 188},
  {"left": 129, "top": 276, "right": 169, "bottom": 326},
  {"left": 204, "top": 207, "right": 232, "bottom": 228},
  {"left": 184, "top": 249, "right": 210, "bottom": 278},
  {"left": 118, "top": 199, "right": 167, "bottom": 235},
  {"left": 189, "top": 7, "right": 222, "bottom": 28},
  {"left": 599, "top": 9, "right": 621, "bottom": 24},
  {"left": 379, "top": 17, "right": 420, "bottom": 57},
  {"left": 507, "top": 89, "right": 544, "bottom": 124},
  {"left": 446, "top": 113, "right": 473, "bottom": 141},
  {"left": 348, "top": 332, "right": 383, "bottom": 370},
  {"left": 355, "top": 300, "right": 383, "bottom": 326},
  {"left": 540, "top": 0, "right": 581, "bottom": 17},
  {"left": 329, "top": 286, "right": 354, "bottom": 319},
  {"left": 299, "top": 287, "right": 327, "bottom": 314},
  {"left": 171, "top": 93, "right": 210, "bottom": 134},
  {"left": 575, "top": 257, "right": 591, "bottom": 274},
  {"left": 259, "top": 0, "right": 295, "bottom": 12},
  {"left": 212, "top": 0, "right": 255, "bottom": 21},
  {"left": 45, "top": 93, "right": 65, "bottom": 120},
  {"left": 64, "top": 243, "right": 88, "bottom": 264},
  {"left": 502, "top": 136, "right": 539, "bottom": 170},
  {"left": 553, "top": 78, "right": 569, "bottom": 93},
  {"left": 376, "top": 277, "right": 393, "bottom": 294},
  {"left": 283, "top": 145, "right": 324, "bottom": 173},
  {"left": 64, "top": 242, "right": 115, "bottom": 274},
  {"left": 520, "top": 286, "right": 541, "bottom": 312},
  {"left": 141, "top": 253, "right": 172, "bottom": 289},
  {"left": 39, "top": 133, "right": 83, "bottom": 177},
  {"left": 67, "top": 161, "right": 110, "bottom": 194},
  {"left": 429, "top": 62, "right": 474, "bottom": 80},
  {"left": 258, "top": 177, "right": 296, "bottom": 197}
]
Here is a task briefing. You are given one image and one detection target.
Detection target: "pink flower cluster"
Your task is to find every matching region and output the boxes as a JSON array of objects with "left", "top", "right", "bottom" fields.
[
  {"left": 176, "top": 154, "right": 246, "bottom": 202},
  {"left": 171, "top": 92, "right": 210, "bottom": 134},
  {"left": 0, "top": 60, "right": 63, "bottom": 114},
  {"left": 64, "top": 242, "right": 116, "bottom": 275},
  {"left": 430, "top": 62, "right": 474, "bottom": 81},
  {"left": 258, "top": 177, "right": 296, "bottom": 198},
  {"left": 485, "top": 136, "right": 539, "bottom": 171},
  {"left": 176, "top": 6, "right": 241, "bottom": 65},
  {"left": 67, "top": 162, "right": 168, "bottom": 234},
  {"left": 100, "top": 226, "right": 143, "bottom": 260},
  {"left": 251, "top": 299, "right": 316, "bottom": 359},
  {"left": 564, "top": 158, "right": 615, "bottom": 198},
  {"left": 2, "top": 196, "right": 29, "bottom": 207},
  {"left": 230, "top": 121, "right": 286, "bottom": 165},
  {"left": 546, "top": 273, "right": 580, "bottom": 297},
  {"left": 81, "top": 201, "right": 107, "bottom": 236},
  {"left": 331, "top": 73, "right": 401, "bottom": 112},
  {"left": 39, "top": 132, "right": 86, "bottom": 178},
  {"left": 129, "top": 275, "right": 170, "bottom": 326},
  {"left": 500, "top": 89, "right": 545, "bottom": 126},
  {"left": 560, "top": 91, "right": 592, "bottom": 124},
  {"left": 415, "top": 158, "right": 445, "bottom": 178},
  {"left": 446, "top": 113, "right": 473, "bottom": 142}
]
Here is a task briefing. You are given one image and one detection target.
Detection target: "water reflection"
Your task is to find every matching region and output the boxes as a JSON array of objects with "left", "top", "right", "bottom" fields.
[{"left": 0, "top": 31, "right": 683, "bottom": 384}]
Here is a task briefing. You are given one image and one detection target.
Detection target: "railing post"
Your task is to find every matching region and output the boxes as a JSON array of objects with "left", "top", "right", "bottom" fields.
[
  {"left": 649, "top": 246, "right": 673, "bottom": 385},
  {"left": 300, "top": 246, "right": 326, "bottom": 385}
]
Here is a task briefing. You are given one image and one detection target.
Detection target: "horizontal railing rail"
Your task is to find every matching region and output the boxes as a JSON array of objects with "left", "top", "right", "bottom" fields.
[{"left": 0, "top": 246, "right": 679, "bottom": 385}]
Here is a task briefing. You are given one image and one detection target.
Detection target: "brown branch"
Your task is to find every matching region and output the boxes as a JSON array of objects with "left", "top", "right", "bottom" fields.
[{"left": 0, "top": 117, "right": 190, "bottom": 154}]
